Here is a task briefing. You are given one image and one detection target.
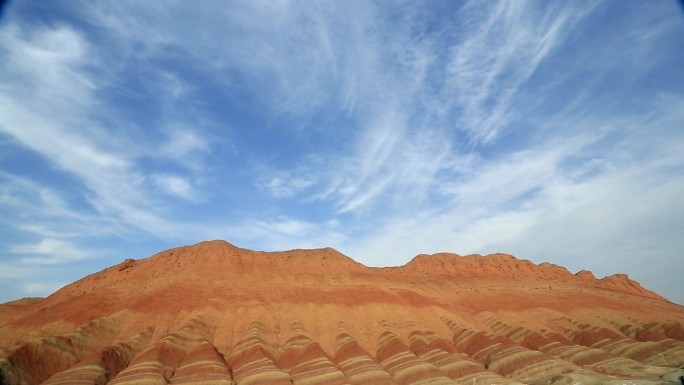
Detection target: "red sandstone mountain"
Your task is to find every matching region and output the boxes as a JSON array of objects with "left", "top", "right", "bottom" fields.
[{"left": 1, "top": 240, "right": 684, "bottom": 385}]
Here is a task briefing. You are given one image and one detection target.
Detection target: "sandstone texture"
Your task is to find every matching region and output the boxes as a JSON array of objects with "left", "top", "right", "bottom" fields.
[{"left": 1, "top": 240, "right": 683, "bottom": 385}]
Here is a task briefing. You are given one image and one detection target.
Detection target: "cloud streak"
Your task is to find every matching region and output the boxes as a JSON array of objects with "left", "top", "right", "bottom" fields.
[
  {"left": 445, "top": 1, "right": 596, "bottom": 144},
  {"left": 12, "top": 238, "right": 95, "bottom": 265}
]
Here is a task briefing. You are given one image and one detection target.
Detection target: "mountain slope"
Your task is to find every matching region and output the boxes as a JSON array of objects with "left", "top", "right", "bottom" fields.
[{"left": 1, "top": 240, "right": 683, "bottom": 385}]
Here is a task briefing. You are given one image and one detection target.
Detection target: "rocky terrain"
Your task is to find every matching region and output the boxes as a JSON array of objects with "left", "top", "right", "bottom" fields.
[{"left": 1, "top": 240, "right": 683, "bottom": 385}]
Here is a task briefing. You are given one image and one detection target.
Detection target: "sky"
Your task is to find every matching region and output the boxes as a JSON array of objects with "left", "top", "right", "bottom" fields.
[{"left": 1, "top": 1, "right": 683, "bottom": 305}]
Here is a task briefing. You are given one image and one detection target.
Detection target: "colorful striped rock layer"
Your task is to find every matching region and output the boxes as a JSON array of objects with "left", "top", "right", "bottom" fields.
[{"left": 1, "top": 240, "right": 683, "bottom": 385}]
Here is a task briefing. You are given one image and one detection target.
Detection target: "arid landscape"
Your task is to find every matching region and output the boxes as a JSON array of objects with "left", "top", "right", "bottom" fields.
[
  {"left": 1, "top": 240, "right": 683, "bottom": 385},
  {"left": 2, "top": 1, "right": 684, "bottom": 384}
]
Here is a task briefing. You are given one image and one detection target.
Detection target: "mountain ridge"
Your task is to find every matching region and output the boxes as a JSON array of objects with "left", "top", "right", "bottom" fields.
[
  {"left": 4, "top": 240, "right": 667, "bottom": 303},
  {"left": 1, "top": 240, "right": 683, "bottom": 385}
]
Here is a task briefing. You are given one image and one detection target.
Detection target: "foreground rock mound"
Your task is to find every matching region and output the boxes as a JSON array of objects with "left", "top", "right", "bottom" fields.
[{"left": 1, "top": 240, "right": 683, "bottom": 385}]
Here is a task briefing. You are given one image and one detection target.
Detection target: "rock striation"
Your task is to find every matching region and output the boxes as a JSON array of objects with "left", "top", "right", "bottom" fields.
[{"left": 1, "top": 240, "right": 683, "bottom": 384}]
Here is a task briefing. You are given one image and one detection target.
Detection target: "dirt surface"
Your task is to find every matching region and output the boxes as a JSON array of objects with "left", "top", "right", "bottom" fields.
[{"left": 1, "top": 240, "right": 683, "bottom": 385}]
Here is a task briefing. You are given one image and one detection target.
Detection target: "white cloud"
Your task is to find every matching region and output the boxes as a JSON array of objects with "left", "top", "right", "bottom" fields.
[
  {"left": 349, "top": 142, "right": 684, "bottom": 273},
  {"left": 190, "top": 216, "right": 349, "bottom": 253},
  {"left": 0, "top": 172, "right": 80, "bottom": 220},
  {"left": 0, "top": 264, "right": 34, "bottom": 280},
  {"left": 0, "top": 24, "right": 96, "bottom": 111},
  {"left": 447, "top": 1, "right": 594, "bottom": 144},
  {"left": 12, "top": 238, "right": 94, "bottom": 265},
  {"left": 317, "top": 106, "right": 455, "bottom": 215},
  {"left": 152, "top": 174, "right": 196, "bottom": 201},
  {"left": 344, "top": 94, "right": 684, "bottom": 304},
  {"left": 161, "top": 128, "right": 208, "bottom": 157},
  {"left": 0, "top": 22, "right": 208, "bottom": 239},
  {"left": 0, "top": 261, "right": 70, "bottom": 298},
  {"left": 21, "top": 282, "right": 62, "bottom": 295},
  {"left": 263, "top": 175, "right": 315, "bottom": 199},
  {"left": 0, "top": 25, "right": 127, "bottom": 197},
  {"left": 0, "top": 1, "right": 682, "bottom": 305},
  {"left": 158, "top": 126, "right": 212, "bottom": 171},
  {"left": 254, "top": 217, "right": 316, "bottom": 238},
  {"left": 438, "top": 134, "right": 600, "bottom": 216},
  {"left": 218, "top": 1, "right": 593, "bottom": 217},
  {"left": 79, "top": 2, "right": 362, "bottom": 119}
]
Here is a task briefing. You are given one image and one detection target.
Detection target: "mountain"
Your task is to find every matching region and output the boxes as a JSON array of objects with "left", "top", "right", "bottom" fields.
[{"left": 1, "top": 240, "right": 683, "bottom": 385}]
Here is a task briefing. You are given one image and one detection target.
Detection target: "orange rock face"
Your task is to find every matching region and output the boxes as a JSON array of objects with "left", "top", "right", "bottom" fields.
[{"left": 1, "top": 240, "right": 683, "bottom": 385}]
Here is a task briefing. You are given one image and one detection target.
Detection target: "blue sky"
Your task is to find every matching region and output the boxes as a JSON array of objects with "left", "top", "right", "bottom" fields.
[{"left": 1, "top": 1, "right": 683, "bottom": 305}]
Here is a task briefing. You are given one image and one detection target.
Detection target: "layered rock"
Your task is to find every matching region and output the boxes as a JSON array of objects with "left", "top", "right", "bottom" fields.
[{"left": 1, "top": 240, "right": 683, "bottom": 385}]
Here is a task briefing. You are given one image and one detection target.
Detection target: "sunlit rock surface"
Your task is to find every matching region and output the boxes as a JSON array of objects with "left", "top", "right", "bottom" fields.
[{"left": 1, "top": 240, "right": 683, "bottom": 384}]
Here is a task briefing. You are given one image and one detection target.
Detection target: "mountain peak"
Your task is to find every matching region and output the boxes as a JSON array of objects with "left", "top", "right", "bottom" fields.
[{"left": 1, "top": 241, "right": 682, "bottom": 385}]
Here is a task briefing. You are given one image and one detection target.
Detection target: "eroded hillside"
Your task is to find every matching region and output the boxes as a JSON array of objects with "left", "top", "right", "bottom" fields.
[{"left": 1, "top": 240, "right": 683, "bottom": 385}]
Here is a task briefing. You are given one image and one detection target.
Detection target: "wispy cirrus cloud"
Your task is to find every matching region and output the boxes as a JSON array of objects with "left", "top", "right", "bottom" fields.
[
  {"left": 0, "top": 0, "right": 682, "bottom": 304},
  {"left": 0, "top": 21, "right": 212, "bottom": 241},
  {"left": 246, "top": 0, "right": 599, "bottom": 218},
  {"left": 445, "top": 1, "right": 596, "bottom": 144},
  {"left": 248, "top": 216, "right": 347, "bottom": 251},
  {"left": 262, "top": 175, "right": 315, "bottom": 199},
  {"left": 346, "top": 93, "right": 684, "bottom": 301},
  {"left": 152, "top": 174, "right": 198, "bottom": 202},
  {"left": 12, "top": 238, "right": 96, "bottom": 265},
  {"left": 326, "top": 110, "right": 454, "bottom": 214},
  {"left": 159, "top": 127, "right": 211, "bottom": 164}
]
